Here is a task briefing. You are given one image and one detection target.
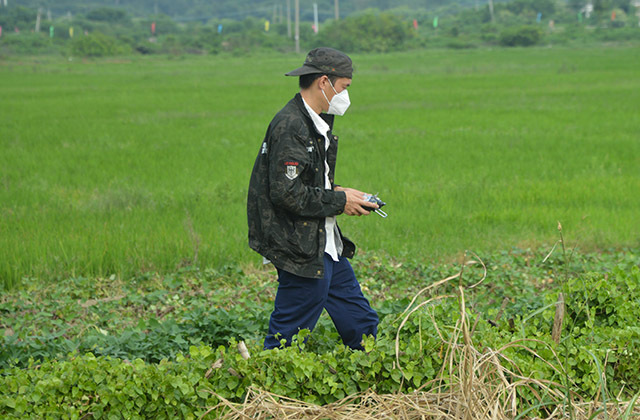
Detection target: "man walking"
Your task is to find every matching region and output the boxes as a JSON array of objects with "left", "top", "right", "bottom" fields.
[{"left": 247, "top": 47, "right": 379, "bottom": 350}]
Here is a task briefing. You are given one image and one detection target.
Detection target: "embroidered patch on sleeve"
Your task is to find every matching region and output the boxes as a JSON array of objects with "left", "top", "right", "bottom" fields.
[{"left": 284, "top": 161, "right": 299, "bottom": 180}]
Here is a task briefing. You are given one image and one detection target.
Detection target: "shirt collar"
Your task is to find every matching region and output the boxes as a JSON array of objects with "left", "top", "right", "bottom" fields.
[{"left": 301, "top": 96, "right": 330, "bottom": 138}]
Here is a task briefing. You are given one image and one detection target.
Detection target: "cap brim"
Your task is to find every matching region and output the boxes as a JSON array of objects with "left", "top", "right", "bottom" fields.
[{"left": 284, "top": 65, "right": 321, "bottom": 76}]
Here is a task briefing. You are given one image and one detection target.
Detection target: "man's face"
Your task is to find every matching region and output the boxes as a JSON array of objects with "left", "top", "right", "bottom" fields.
[
  {"left": 332, "top": 77, "right": 352, "bottom": 94},
  {"left": 319, "top": 76, "right": 351, "bottom": 111}
]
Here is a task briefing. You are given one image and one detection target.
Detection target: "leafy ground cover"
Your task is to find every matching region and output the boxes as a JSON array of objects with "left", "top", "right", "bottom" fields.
[
  {"left": 1, "top": 46, "right": 639, "bottom": 288},
  {"left": 1, "top": 247, "right": 639, "bottom": 418}
]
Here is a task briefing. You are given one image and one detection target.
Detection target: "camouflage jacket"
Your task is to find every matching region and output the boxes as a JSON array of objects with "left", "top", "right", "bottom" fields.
[{"left": 247, "top": 93, "right": 355, "bottom": 278}]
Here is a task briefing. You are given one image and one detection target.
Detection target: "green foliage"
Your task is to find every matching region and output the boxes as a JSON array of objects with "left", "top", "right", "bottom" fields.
[
  {"left": 0, "top": 268, "right": 273, "bottom": 369},
  {"left": 560, "top": 266, "right": 640, "bottom": 396},
  {"left": 0, "top": 33, "right": 52, "bottom": 54},
  {"left": 316, "top": 10, "right": 415, "bottom": 53},
  {"left": 501, "top": 0, "right": 556, "bottom": 17},
  {"left": 499, "top": 25, "right": 542, "bottom": 46},
  {"left": 2, "top": 249, "right": 640, "bottom": 418},
  {"left": 70, "top": 32, "right": 131, "bottom": 56},
  {"left": 6, "top": 0, "right": 485, "bottom": 22},
  {"left": 0, "top": 352, "right": 218, "bottom": 419},
  {"left": 86, "top": 7, "right": 130, "bottom": 24},
  {"left": 593, "top": 26, "right": 640, "bottom": 42},
  {"left": 0, "top": 6, "right": 36, "bottom": 31},
  {"left": 2, "top": 1, "right": 640, "bottom": 56},
  {"left": 594, "top": 0, "right": 613, "bottom": 15}
]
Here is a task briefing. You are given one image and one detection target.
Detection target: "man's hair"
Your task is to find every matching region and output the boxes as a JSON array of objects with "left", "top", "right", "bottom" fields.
[{"left": 299, "top": 73, "right": 338, "bottom": 89}]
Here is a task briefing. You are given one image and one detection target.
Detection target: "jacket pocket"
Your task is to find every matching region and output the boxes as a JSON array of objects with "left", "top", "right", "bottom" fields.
[{"left": 288, "top": 218, "right": 319, "bottom": 259}]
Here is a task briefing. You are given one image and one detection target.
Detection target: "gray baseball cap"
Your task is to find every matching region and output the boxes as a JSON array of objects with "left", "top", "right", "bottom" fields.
[{"left": 285, "top": 47, "right": 353, "bottom": 79}]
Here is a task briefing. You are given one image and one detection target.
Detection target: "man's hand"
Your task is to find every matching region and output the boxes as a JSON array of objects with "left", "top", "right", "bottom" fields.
[{"left": 335, "top": 186, "right": 378, "bottom": 216}]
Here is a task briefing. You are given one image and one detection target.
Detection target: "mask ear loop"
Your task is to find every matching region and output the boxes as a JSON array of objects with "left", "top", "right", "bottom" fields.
[
  {"left": 321, "top": 76, "right": 337, "bottom": 107},
  {"left": 328, "top": 78, "right": 338, "bottom": 95},
  {"left": 321, "top": 88, "right": 331, "bottom": 107}
]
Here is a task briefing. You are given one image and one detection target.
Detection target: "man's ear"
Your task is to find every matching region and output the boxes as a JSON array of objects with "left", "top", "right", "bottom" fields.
[{"left": 317, "top": 75, "right": 329, "bottom": 90}]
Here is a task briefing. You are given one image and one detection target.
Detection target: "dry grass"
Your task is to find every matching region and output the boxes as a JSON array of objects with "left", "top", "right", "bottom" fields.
[
  {"left": 203, "top": 387, "right": 640, "bottom": 420},
  {"left": 201, "top": 252, "right": 640, "bottom": 420}
]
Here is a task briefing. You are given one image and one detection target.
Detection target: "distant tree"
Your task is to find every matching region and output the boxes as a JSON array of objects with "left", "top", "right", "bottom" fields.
[
  {"left": 612, "top": 0, "right": 631, "bottom": 13},
  {"left": 593, "top": 0, "right": 612, "bottom": 14},
  {"left": 316, "top": 10, "right": 413, "bottom": 53},
  {"left": 499, "top": 25, "right": 542, "bottom": 46},
  {"left": 0, "top": 5, "right": 37, "bottom": 30},
  {"left": 568, "top": 0, "right": 586, "bottom": 13},
  {"left": 86, "top": 7, "right": 129, "bottom": 23},
  {"left": 503, "top": 0, "right": 555, "bottom": 17}
]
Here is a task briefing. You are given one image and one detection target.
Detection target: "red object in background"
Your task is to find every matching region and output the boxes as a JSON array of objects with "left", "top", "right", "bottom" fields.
[
  {"left": 413, "top": 19, "right": 418, "bottom": 29},
  {"left": 151, "top": 22, "right": 156, "bottom": 34},
  {"left": 611, "top": 11, "right": 616, "bottom": 21}
]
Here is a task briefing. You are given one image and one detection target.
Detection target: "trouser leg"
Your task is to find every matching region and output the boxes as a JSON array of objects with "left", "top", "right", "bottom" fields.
[
  {"left": 263, "top": 263, "right": 329, "bottom": 349},
  {"left": 324, "top": 256, "right": 379, "bottom": 350},
  {"left": 263, "top": 254, "right": 378, "bottom": 350}
]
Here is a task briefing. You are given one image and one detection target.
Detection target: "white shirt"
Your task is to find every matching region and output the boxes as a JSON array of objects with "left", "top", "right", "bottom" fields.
[{"left": 302, "top": 97, "right": 342, "bottom": 262}]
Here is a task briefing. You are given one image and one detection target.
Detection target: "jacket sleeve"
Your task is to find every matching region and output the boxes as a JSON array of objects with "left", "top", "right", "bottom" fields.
[{"left": 268, "top": 129, "right": 346, "bottom": 218}]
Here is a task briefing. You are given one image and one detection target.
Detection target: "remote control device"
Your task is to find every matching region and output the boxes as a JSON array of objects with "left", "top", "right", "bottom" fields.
[{"left": 363, "top": 193, "right": 387, "bottom": 218}]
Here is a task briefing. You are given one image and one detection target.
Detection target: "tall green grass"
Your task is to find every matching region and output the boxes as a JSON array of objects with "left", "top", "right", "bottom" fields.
[{"left": 1, "top": 47, "right": 639, "bottom": 288}]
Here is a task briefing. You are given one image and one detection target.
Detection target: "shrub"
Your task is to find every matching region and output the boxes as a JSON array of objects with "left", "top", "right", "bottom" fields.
[
  {"left": 445, "top": 38, "right": 477, "bottom": 49},
  {"left": 0, "top": 5, "right": 36, "bottom": 32},
  {"left": 86, "top": 7, "right": 129, "bottom": 24},
  {"left": 499, "top": 25, "right": 542, "bottom": 46},
  {"left": 0, "top": 33, "right": 51, "bottom": 54},
  {"left": 70, "top": 32, "right": 130, "bottom": 57},
  {"left": 316, "top": 10, "right": 415, "bottom": 53}
]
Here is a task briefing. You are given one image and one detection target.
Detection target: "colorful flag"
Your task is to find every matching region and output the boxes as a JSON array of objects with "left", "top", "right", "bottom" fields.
[
  {"left": 265, "top": 20, "right": 270, "bottom": 32},
  {"left": 69, "top": 27, "right": 74, "bottom": 38},
  {"left": 611, "top": 11, "right": 616, "bottom": 21},
  {"left": 413, "top": 19, "right": 418, "bottom": 30},
  {"left": 0, "top": 26, "right": 2, "bottom": 37},
  {"left": 151, "top": 22, "right": 156, "bottom": 34},
  {"left": 49, "top": 25, "right": 54, "bottom": 38},
  {"left": 433, "top": 16, "right": 438, "bottom": 28},
  {"left": 217, "top": 24, "right": 223, "bottom": 34}
]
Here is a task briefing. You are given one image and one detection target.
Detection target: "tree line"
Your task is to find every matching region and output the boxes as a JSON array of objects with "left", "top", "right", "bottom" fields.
[{"left": 0, "top": 0, "right": 638, "bottom": 57}]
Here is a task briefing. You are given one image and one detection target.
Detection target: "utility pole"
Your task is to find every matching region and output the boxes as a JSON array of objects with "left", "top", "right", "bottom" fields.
[
  {"left": 488, "top": 0, "right": 495, "bottom": 23},
  {"left": 335, "top": 0, "right": 339, "bottom": 20},
  {"left": 35, "top": 7, "right": 42, "bottom": 32},
  {"left": 294, "top": 0, "right": 300, "bottom": 53},
  {"left": 313, "top": 3, "right": 318, "bottom": 33},
  {"left": 287, "top": 0, "right": 291, "bottom": 38}
]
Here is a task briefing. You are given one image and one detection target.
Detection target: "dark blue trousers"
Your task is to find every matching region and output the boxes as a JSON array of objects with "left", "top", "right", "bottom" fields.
[{"left": 264, "top": 253, "right": 379, "bottom": 350}]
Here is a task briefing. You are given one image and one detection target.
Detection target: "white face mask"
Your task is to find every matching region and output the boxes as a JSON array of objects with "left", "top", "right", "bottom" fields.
[{"left": 322, "top": 79, "right": 351, "bottom": 116}]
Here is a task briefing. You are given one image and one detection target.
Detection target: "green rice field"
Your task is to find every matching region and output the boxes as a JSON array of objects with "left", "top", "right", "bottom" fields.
[{"left": 1, "top": 46, "right": 639, "bottom": 288}]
